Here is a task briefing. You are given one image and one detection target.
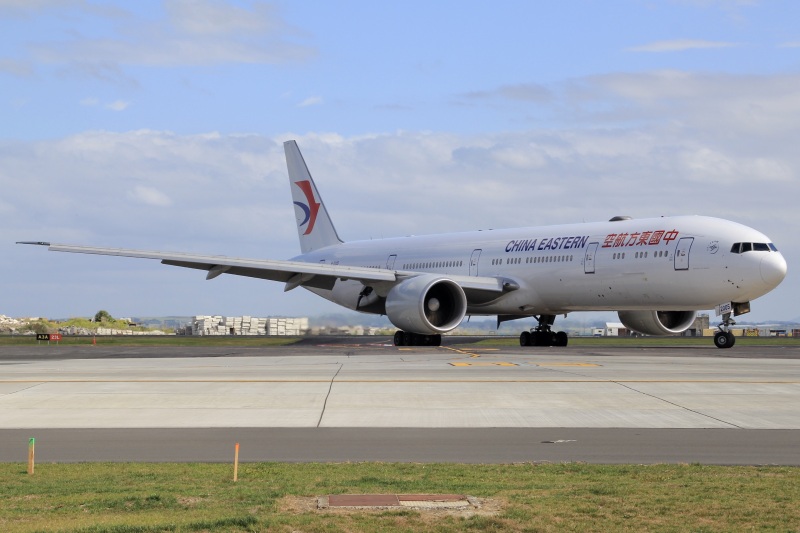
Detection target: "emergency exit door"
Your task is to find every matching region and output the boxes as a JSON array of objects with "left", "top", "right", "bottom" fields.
[
  {"left": 674, "top": 237, "right": 693, "bottom": 271},
  {"left": 584, "top": 242, "right": 599, "bottom": 274},
  {"left": 469, "top": 249, "right": 482, "bottom": 276}
]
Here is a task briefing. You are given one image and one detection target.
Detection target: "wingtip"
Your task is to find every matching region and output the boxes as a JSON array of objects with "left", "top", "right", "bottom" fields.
[{"left": 16, "top": 241, "right": 51, "bottom": 246}]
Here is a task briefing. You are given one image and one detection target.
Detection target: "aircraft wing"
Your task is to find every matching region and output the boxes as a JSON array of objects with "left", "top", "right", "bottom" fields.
[{"left": 18, "top": 242, "right": 511, "bottom": 297}]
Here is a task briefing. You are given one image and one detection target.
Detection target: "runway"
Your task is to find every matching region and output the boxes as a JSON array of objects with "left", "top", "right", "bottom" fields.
[{"left": 1, "top": 339, "right": 799, "bottom": 464}]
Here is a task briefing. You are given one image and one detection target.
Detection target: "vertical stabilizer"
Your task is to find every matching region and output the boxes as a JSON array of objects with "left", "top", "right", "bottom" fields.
[{"left": 284, "top": 140, "right": 343, "bottom": 253}]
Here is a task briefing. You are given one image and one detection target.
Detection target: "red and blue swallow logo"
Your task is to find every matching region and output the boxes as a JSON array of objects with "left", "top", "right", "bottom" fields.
[{"left": 293, "top": 180, "right": 321, "bottom": 235}]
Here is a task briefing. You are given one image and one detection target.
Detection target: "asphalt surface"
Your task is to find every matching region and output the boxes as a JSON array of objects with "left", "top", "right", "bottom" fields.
[
  {"left": 1, "top": 427, "right": 798, "bottom": 465},
  {"left": 1, "top": 338, "right": 799, "bottom": 464}
]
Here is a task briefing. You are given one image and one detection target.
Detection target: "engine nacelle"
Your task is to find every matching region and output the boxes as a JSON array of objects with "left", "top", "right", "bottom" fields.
[
  {"left": 385, "top": 275, "right": 467, "bottom": 334},
  {"left": 617, "top": 310, "right": 697, "bottom": 336}
]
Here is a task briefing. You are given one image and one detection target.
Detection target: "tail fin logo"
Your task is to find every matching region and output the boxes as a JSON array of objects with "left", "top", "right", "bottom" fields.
[{"left": 293, "top": 180, "right": 321, "bottom": 235}]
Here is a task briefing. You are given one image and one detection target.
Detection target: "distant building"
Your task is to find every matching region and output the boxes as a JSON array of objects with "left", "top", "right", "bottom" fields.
[
  {"left": 682, "top": 314, "right": 710, "bottom": 337},
  {"left": 605, "top": 322, "right": 627, "bottom": 336}
]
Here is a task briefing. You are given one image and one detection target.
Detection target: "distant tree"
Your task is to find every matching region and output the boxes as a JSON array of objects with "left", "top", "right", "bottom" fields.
[{"left": 94, "top": 310, "right": 113, "bottom": 323}]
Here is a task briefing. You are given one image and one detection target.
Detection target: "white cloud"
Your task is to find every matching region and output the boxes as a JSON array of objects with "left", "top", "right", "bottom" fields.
[
  {"left": 105, "top": 100, "right": 130, "bottom": 111},
  {"left": 555, "top": 71, "right": 800, "bottom": 137},
  {"left": 0, "top": 57, "right": 33, "bottom": 77},
  {"left": 129, "top": 185, "right": 172, "bottom": 207},
  {"left": 28, "top": 1, "right": 314, "bottom": 68},
  {"left": 79, "top": 97, "right": 131, "bottom": 111},
  {"left": 297, "top": 96, "right": 323, "bottom": 107},
  {"left": 463, "top": 83, "right": 552, "bottom": 103},
  {"left": 627, "top": 39, "right": 738, "bottom": 52},
  {"left": 166, "top": 0, "right": 277, "bottom": 36},
  {"left": 0, "top": 0, "right": 128, "bottom": 19}
]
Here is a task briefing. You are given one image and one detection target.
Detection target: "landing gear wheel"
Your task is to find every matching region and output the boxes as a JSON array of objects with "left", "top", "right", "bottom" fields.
[
  {"left": 393, "top": 330, "right": 442, "bottom": 347},
  {"left": 520, "top": 315, "right": 568, "bottom": 348},
  {"left": 555, "top": 331, "right": 568, "bottom": 347},
  {"left": 393, "top": 331, "right": 405, "bottom": 347},
  {"left": 402, "top": 331, "right": 413, "bottom": 346},
  {"left": 714, "top": 312, "right": 737, "bottom": 349},
  {"left": 520, "top": 331, "right": 531, "bottom": 346},
  {"left": 714, "top": 331, "right": 735, "bottom": 349}
]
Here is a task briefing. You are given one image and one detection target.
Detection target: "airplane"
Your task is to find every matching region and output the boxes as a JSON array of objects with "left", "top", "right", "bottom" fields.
[{"left": 19, "top": 140, "right": 787, "bottom": 349}]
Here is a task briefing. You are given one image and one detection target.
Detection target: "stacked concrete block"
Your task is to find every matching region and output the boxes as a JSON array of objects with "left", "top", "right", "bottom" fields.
[
  {"left": 190, "top": 315, "right": 308, "bottom": 336},
  {"left": 94, "top": 327, "right": 166, "bottom": 336},
  {"left": 266, "top": 317, "right": 309, "bottom": 336},
  {"left": 192, "top": 315, "right": 226, "bottom": 336}
]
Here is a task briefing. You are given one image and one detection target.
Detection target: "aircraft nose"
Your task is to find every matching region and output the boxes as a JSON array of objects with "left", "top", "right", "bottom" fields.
[{"left": 760, "top": 253, "right": 787, "bottom": 288}]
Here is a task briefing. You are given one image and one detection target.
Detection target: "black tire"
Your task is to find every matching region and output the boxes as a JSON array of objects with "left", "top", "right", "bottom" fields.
[
  {"left": 393, "top": 331, "right": 405, "bottom": 347},
  {"left": 555, "top": 331, "right": 568, "bottom": 347},
  {"left": 520, "top": 331, "right": 531, "bottom": 347},
  {"left": 714, "top": 331, "right": 733, "bottom": 349},
  {"left": 533, "top": 331, "right": 546, "bottom": 346}
]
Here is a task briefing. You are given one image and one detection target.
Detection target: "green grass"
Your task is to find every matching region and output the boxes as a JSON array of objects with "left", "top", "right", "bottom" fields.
[{"left": 1, "top": 463, "right": 798, "bottom": 532}]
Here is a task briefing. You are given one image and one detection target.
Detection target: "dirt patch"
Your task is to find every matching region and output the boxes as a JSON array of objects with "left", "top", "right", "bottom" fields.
[{"left": 279, "top": 495, "right": 503, "bottom": 519}]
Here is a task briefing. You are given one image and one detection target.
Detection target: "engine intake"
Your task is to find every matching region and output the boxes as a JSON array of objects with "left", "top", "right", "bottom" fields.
[
  {"left": 385, "top": 275, "right": 467, "bottom": 334},
  {"left": 617, "top": 310, "right": 696, "bottom": 336}
]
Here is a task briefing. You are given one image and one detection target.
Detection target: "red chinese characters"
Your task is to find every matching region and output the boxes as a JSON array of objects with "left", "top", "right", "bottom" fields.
[{"left": 602, "top": 229, "right": 679, "bottom": 248}]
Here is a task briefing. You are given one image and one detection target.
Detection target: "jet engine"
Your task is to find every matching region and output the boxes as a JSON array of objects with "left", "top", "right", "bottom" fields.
[
  {"left": 385, "top": 275, "right": 467, "bottom": 334},
  {"left": 617, "top": 310, "right": 697, "bottom": 336}
]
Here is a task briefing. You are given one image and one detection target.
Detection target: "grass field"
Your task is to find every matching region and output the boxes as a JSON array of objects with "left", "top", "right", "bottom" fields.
[{"left": 2, "top": 462, "right": 799, "bottom": 532}]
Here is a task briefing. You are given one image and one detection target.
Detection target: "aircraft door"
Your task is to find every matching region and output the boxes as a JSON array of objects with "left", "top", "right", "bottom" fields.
[
  {"left": 469, "top": 249, "right": 482, "bottom": 276},
  {"left": 584, "top": 242, "right": 599, "bottom": 274},
  {"left": 386, "top": 254, "right": 397, "bottom": 270},
  {"left": 674, "top": 237, "right": 693, "bottom": 271}
]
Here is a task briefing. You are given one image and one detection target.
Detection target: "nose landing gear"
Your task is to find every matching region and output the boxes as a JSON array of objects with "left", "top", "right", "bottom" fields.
[{"left": 714, "top": 312, "right": 736, "bottom": 349}]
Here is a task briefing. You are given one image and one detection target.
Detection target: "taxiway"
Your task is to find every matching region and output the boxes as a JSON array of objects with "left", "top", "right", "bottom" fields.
[{"left": 1, "top": 339, "right": 798, "bottom": 464}]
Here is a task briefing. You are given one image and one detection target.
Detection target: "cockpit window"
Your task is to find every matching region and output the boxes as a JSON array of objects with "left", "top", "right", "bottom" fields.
[{"left": 730, "top": 242, "right": 777, "bottom": 254}]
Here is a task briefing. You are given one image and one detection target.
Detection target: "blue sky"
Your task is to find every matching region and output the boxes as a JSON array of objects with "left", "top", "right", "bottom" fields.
[{"left": 2, "top": 0, "right": 799, "bottom": 323}]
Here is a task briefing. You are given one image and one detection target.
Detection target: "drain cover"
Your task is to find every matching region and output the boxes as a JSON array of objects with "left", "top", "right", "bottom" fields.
[{"left": 321, "top": 494, "right": 472, "bottom": 509}]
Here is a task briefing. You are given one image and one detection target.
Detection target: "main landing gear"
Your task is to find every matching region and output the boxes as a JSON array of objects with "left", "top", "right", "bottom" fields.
[
  {"left": 519, "top": 315, "right": 568, "bottom": 347},
  {"left": 714, "top": 313, "right": 736, "bottom": 349},
  {"left": 393, "top": 331, "right": 442, "bottom": 347}
]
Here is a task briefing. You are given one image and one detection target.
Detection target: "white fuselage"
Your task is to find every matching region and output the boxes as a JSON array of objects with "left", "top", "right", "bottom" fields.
[{"left": 296, "top": 215, "right": 787, "bottom": 317}]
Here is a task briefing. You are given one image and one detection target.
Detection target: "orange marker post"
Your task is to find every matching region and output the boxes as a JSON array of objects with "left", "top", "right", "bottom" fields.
[
  {"left": 27, "top": 438, "right": 35, "bottom": 475},
  {"left": 233, "top": 443, "right": 240, "bottom": 482}
]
